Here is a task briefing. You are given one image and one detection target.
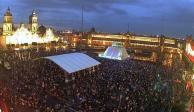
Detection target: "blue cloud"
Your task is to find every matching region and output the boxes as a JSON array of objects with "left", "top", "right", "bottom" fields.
[{"left": 1, "top": 0, "right": 194, "bottom": 37}]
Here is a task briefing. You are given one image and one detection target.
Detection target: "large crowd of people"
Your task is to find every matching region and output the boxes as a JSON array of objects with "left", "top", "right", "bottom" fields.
[{"left": 0, "top": 48, "right": 173, "bottom": 112}]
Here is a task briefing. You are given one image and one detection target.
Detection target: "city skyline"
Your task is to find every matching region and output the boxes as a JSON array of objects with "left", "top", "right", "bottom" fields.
[{"left": 1, "top": 0, "right": 194, "bottom": 38}]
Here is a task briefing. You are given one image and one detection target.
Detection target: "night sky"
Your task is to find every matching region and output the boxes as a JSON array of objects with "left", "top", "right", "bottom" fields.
[{"left": 1, "top": 0, "right": 194, "bottom": 38}]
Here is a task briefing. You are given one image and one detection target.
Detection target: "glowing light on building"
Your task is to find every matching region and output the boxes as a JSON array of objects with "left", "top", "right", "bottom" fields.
[
  {"left": 186, "top": 43, "right": 194, "bottom": 56},
  {"left": 44, "top": 28, "right": 58, "bottom": 43},
  {"left": 185, "top": 42, "right": 194, "bottom": 63},
  {"left": 88, "top": 39, "right": 92, "bottom": 44},
  {"left": 73, "top": 38, "right": 76, "bottom": 42},
  {"left": 6, "top": 25, "right": 58, "bottom": 45}
]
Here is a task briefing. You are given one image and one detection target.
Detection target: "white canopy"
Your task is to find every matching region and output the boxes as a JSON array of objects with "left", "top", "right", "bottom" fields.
[{"left": 44, "top": 53, "right": 100, "bottom": 74}]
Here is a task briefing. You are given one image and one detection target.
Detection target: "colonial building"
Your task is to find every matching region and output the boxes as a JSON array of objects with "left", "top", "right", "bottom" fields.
[
  {"left": 184, "top": 36, "right": 194, "bottom": 70},
  {"left": 0, "top": 8, "right": 58, "bottom": 48},
  {"left": 3, "top": 7, "right": 13, "bottom": 36},
  {"left": 29, "top": 10, "right": 38, "bottom": 34},
  {"left": 0, "top": 7, "right": 13, "bottom": 48},
  {"left": 77, "top": 33, "right": 183, "bottom": 65}
]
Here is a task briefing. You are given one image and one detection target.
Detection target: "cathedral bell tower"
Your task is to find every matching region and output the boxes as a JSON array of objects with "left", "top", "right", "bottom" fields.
[
  {"left": 29, "top": 10, "right": 38, "bottom": 34},
  {"left": 3, "top": 7, "right": 13, "bottom": 36}
]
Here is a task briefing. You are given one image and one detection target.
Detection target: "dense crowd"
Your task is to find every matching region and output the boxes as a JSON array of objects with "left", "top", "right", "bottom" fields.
[{"left": 0, "top": 48, "right": 172, "bottom": 112}]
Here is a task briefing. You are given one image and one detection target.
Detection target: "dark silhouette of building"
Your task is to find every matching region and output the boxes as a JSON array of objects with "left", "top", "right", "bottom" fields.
[{"left": 38, "top": 25, "right": 46, "bottom": 37}]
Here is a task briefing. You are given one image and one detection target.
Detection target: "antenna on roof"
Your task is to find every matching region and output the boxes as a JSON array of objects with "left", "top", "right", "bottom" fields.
[
  {"left": 82, "top": 6, "right": 84, "bottom": 33},
  {"left": 128, "top": 23, "right": 129, "bottom": 33},
  {"left": 79, "top": 6, "right": 84, "bottom": 50}
]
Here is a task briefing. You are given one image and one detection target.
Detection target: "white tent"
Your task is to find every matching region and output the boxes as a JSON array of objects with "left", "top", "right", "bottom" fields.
[
  {"left": 99, "top": 42, "right": 129, "bottom": 60},
  {"left": 44, "top": 53, "right": 100, "bottom": 74}
]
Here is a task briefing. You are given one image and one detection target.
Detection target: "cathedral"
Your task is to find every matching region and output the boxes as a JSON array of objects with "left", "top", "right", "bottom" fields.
[
  {"left": 0, "top": 7, "right": 57, "bottom": 48},
  {"left": 2, "top": 7, "right": 38, "bottom": 36}
]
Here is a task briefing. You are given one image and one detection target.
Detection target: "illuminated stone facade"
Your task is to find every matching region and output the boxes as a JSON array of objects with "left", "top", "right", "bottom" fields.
[
  {"left": 29, "top": 10, "right": 38, "bottom": 34},
  {"left": 3, "top": 7, "right": 13, "bottom": 36},
  {"left": 0, "top": 8, "right": 58, "bottom": 48},
  {"left": 82, "top": 33, "right": 183, "bottom": 65}
]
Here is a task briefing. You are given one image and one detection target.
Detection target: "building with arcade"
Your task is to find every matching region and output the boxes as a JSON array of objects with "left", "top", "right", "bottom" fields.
[{"left": 80, "top": 33, "right": 183, "bottom": 65}]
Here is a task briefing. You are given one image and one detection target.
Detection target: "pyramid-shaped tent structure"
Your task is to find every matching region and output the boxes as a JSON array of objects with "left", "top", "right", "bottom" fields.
[{"left": 99, "top": 42, "right": 129, "bottom": 60}]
